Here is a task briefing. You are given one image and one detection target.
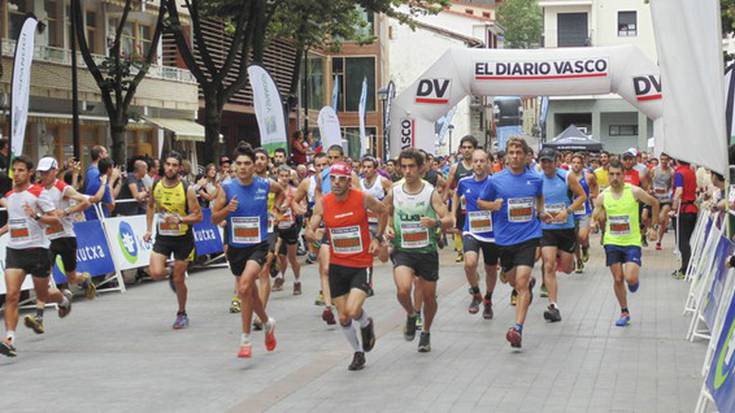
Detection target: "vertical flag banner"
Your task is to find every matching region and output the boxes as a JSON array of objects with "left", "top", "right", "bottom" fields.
[
  {"left": 10, "top": 16, "right": 39, "bottom": 160},
  {"left": 358, "top": 77, "right": 368, "bottom": 156},
  {"left": 331, "top": 75, "right": 340, "bottom": 112},
  {"left": 317, "top": 106, "right": 342, "bottom": 150},
  {"left": 248, "top": 64, "right": 287, "bottom": 155},
  {"left": 436, "top": 105, "right": 457, "bottom": 147}
]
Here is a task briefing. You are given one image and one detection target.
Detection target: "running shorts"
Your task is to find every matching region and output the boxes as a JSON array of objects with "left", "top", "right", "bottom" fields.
[
  {"left": 328, "top": 264, "right": 372, "bottom": 298},
  {"left": 226, "top": 241, "right": 269, "bottom": 276},
  {"left": 498, "top": 238, "right": 540, "bottom": 273},
  {"left": 390, "top": 250, "right": 439, "bottom": 281},
  {"left": 540, "top": 229, "right": 577, "bottom": 254},
  {"left": 462, "top": 234, "right": 499, "bottom": 266},
  {"left": 50, "top": 237, "right": 78, "bottom": 273},
  {"left": 604, "top": 245, "right": 642, "bottom": 267},
  {"left": 6, "top": 247, "right": 51, "bottom": 278}
]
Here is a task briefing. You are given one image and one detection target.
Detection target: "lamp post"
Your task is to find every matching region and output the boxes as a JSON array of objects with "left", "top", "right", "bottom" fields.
[
  {"left": 448, "top": 124, "right": 455, "bottom": 156},
  {"left": 378, "top": 81, "right": 395, "bottom": 161}
]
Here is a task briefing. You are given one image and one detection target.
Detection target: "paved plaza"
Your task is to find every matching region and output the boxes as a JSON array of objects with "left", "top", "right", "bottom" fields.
[{"left": 0, "top": 234, "right": 705, "bottom": 412}]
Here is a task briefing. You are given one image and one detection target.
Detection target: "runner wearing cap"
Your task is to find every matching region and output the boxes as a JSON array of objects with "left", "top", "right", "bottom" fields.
[
  {"left": 593, "top": 159, "right": 659, "bottom": 326},
  {"left": 212, "top": 142, "right": 287, "bottom": 359},
  {"left": 0, "top": 156, "right": 74, "bottom": 357},
  {"left": 306, "top": 161, "right": 385, "bottom": 370},
  {"left": 23, "top": 157, "right": 95, "bottom": 335}
]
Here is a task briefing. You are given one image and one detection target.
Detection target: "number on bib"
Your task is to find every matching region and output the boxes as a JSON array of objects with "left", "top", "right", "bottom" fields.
[
  {"left": 608, "top": 215, "right": 631, "bottom": 236},
  {"left": 231, "top": 216, "right": 262, "bottom": 244},
  {"left": 468, "top": 210, "right": 492, "bottom": 233},
  {"left": 330, "top": 226, "right": 363, "bottom": 254},
  {"left": 9, "top": 219, "right": 30, "bottom": 240},
  {"left": 507, "top": 198, "right": 534, "bottom": 223},
  {"left": 399, "top": 222, "right": 430, "bottom": 249}
]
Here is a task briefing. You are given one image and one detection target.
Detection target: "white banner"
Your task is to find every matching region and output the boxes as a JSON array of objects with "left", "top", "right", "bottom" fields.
[
  {"left": 0, "top": 234, "right": 36, "bottom": 294},
  {"left": 248, "top": 64, "right": 287, "bottom": 155},
  {"left": 331, "top": 75, "right": 340, "bottom": 112},
  {"left": 10, "top": 16, "right": 38, "bottom": 159},
  {"left": 318, "top": 106, "right": 342, "bottom": 150},
  {"left": 651, "top": 0, "right": 728, "bottom": 175},
  {"left": 358, "top": 77, "right": 368, "bottom": 156},
  {"left": 103, "top": 215, "right": 155, "bottom": 271}
]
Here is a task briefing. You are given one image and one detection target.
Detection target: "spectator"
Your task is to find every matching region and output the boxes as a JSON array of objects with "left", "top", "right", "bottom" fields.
[
  {"left": 84, "top": 157, "right": 116, "bottom": 220},
  {"left": 181, "top": 159, "right": 196, "bottom": 184},
  {"left": 291, "top": 131, "right": 311, "bottom": 165},
  {"left": 195, "top": 163, "right": 219, "bottom": 208},
  {"left": 273, "top": 147, "right": 288, "bottom": 167},
  {"left": 0, "top": 138, "right": 9, "bottom": 171},
  {"left": 218, "top": 156, "right": 231, "bottom": 182},
  {"left": 672, "top": 159, "right": 699, "bottom": 279},
  {"left": 115, "top": 159, "right": 148, "bottom": 216}
]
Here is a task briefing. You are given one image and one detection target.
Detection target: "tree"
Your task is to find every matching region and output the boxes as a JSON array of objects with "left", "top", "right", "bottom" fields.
[
  {"left": 72, "top": 0, "right": 166, "bottom": 165},
  {"left": 496, "top": 0, "right": 543, "bottom": 49},
  {"left": 723, "top": 0, "right": 735, "bottom": 35}
]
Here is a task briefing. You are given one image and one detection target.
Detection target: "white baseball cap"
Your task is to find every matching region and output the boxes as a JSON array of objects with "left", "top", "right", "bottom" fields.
[{"left": 37, "top": 157, "right": 58, "bottom": 172}]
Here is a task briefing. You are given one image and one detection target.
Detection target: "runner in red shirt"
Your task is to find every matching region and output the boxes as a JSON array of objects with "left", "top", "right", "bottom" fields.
[{"left": 306, "top": 162, "right": 386, "bottom": 371}]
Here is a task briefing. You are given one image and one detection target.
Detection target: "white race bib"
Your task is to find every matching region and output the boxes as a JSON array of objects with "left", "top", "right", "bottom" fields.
[
  {"left": 545, "top": 202, "right": 567, "bottom": 224},
  {"left": 507, "top": 198, "right": 534, "bottom": 223},
  {"left": 573, "top": 201, "right": 587, "bottom": 216},
  {"left": 468, "top": 210, "right": 493, "bottom": 233},
  {"left": 9, "top": 218, "right": 30, "bottom": 241},
  {"left": 232, "top": 216, "right": 262, "bottom": 244},
  {"left": 399, "top": 222, "right": 430, "bottom": 249},
  {"left": 608, "top": 215, "right": 632, "bottom": 236},
  {"left": 157, "top": 215, "right": 182, "bottom": 236},
  {"left": 330, "top": 225, "right": 363, "bottom": 254}
]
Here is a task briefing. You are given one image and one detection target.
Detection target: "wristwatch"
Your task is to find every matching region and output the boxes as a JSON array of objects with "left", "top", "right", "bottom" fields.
[{"left": 33, "top": 212, "right": 42, "bottom": 221}]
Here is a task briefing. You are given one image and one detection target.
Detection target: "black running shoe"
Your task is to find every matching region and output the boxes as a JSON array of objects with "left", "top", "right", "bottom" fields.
[
  {"left": 468, "top": 293, "right": 482, "bottom": 314},
  {"left": 417, "top": 332, "right": 431, "bottom": 353},
  {"left": 404, "top": 314, "right": 418, "bottom": 341},
  {"left": 0, "top": 341, "right": 17, "bottom": 358},
  {"left": 361, "top": 317, "right": 376, "bottom": 352},
  {"left": 348, "top": 351, "right": 366, "bottom": 371},
  {"left": 543, "top": 305, "right": 562, "bottom": 322},
  {"left": 482, "top": 299, "right": 493, "bottom": 320}
]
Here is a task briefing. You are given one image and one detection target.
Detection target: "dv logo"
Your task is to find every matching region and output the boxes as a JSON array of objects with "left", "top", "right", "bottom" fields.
[
  {"left": 117, "top": 221, "right": 138, "bottom": 264},
  {"left": 415, "top": 79, "right": 451, "bottom": 104},
  {"left": 633, "top": 75, "right": 662, "bottom": 101}
]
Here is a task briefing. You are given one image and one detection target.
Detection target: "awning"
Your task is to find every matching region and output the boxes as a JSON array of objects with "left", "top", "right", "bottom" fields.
[{"left": 144, "top": 117, "right": 205, "bottom": 142}]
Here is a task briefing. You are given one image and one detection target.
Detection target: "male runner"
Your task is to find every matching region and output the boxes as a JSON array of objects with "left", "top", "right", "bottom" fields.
[
  {"left": 622, "top": 149, "right": 652, "bottom": 246},
  {"left": 0, "top": 156, "right": 73, "bottom": 357},
  {"left": 212, "top": 142, "right": 286, "bottom": 358},
  {"left": 447, "top": 135, "right": 478, "bottom": 262},
  {"left": 251, "top": 147, "right": 277, "bottom": 329},
  {"left": 594, "top": 151, "right": 610, "bottom": 190},
  {"left": 306, "top": 162, "right": 384, "bottom": 370},
  {"left": 295, "top": 152, "right": 328, "bottom": 264},
  {"left": 651, "top": 153, "right": 674, "bottom": 251},
  {"left": 143, "top": 151, "right": 202, "bottom": 329},
  {"left": 453, "top": 149, "right": 498, "bottom": 319},
  {"left": 360, "top": 156, "right": 391, "bottom": 236},
  {"left": 479, "top": 138, "right": 547, "bottom": 348},
  {"left": 569, "top": 152, "right": 598, "bottom": 272},
  {"left": 273, "top": 165, "right": 304, "bottom": 295},
  {"left": 593, "top": 160, "right": 659, "bottom": 327},
  {"left": 24, "top": 157, "right": 95, "bottom": 335},
  {"left": 384, "top": 149, "right": 451, "bottom": 352},
  {"left": 537, "top": 148, "right": 587, "bottom": 322}
]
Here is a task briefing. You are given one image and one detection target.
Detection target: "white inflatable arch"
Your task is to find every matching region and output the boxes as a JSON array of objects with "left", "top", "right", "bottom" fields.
[{"left": 389, "top": 45, "right": 662, "bottom": 156}]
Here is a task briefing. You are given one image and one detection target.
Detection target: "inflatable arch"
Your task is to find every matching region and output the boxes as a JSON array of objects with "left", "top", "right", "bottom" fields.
[{"left": 389, "top": 45, "right": 662, "bottom": 156}]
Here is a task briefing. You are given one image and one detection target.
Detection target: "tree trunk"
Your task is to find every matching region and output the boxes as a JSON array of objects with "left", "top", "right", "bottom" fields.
[
  {"left": 203, "top": 91, "right": 223, "bottom": 164},
  {"left": 109, "top": 118, "right": 127, "bottom": 167}
]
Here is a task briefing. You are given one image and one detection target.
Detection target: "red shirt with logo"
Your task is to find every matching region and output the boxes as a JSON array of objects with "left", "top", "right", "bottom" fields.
[
  {"left": 624, "top": 169, "right": 641, "bottom": 186},
  {"left": 674, "top": 165, "right": 698, "bottom": 214},
  {"left": 323, "top": 189, "right": 373, "bottom": 268}
]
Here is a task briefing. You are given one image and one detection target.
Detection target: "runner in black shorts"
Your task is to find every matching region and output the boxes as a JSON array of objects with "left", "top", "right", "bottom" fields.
[
  {"left": 447, "top": 135, "right": 478, "bottom": 263},
  {"left": 273, "top": 165, "right": 304, "bottom": 295}
]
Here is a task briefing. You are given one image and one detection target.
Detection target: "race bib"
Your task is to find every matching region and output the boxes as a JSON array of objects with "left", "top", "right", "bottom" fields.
[
  {"left": 654, "top": 184, "right": 669, "bottom": 199},
  {"left": 507, "top": 198, "right": 534, "bottom": 223},
  {"left": 367, "top": 212, "right": 379, "bottom": 225},
  {"left": 574, "top": 201, "right": 587, "bottom": 216},
  {"left": 277, "top": 210, "right": 294, "bottom": 230},
  {"left": 45, "top": 222, "right": 64, "bottom": 236},
  {"left": 232, "top": 216, "right": 262, "bottom": 244},
  {"left": 608, "top": 215, "right": 632, "bottom": 236},
  {"left": 545, "top": 202, "right": 567, "bottom": 223},
  {"left": 9, "top": 218, "right": 30, "bottom": 240},
  {"left": 330, "top": 225, "right": 363, "bottom": 254},
  {"left": 460, "top": 196, "right": 467, "bottom": 212},
  {"left": 157, "top": 215, "right": 182, "bottom": 236},
  {"left": 468, "top": 210, "right": 492, "bottom": 233},
  {"left": 400, "top": 222, "right": 430, "bottom": 249}
]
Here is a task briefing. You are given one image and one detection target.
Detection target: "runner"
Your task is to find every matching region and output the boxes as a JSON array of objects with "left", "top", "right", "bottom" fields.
[
  {"left": 592, "top": 159, "right": 659, "bottom": 327},
  {"left": 360, "top": 156, "right": 392, "bottom": 237},
  {"left": 252, "top": 147, "right": 277, "bottom": 329},
  {"left": 537, "top": 148, "right": 587, "bottom": 322},
  {"left": 479, "top": 138, "right": 547, "bottom": 349},
  {"left": 143, "top": 151, "right": 203, "bottom": 329},
  {"left": 0, "top": 156, "right": 73, "bottom": 357},
  {"left": 212, "top": 142, "right": 287, "bottom": 358},
  {"left": 453, "top": 149, "right": 498, "bottom": 319},
  {"left": 273, "top": 165, "right": 304, "bottom": 295},
  {"left": 23, "top": 157, "right": 96, "bottom": 335},
  {"left": 594, "top": 151, "right": 610, "bottom": 190},
  {"left": 447, "top": 135, "right": 478, "bottom": 263},
  {"left": 306, "top": 162, "right": 384, "bottom": 370},
  {"left": 569, "top": 152, "right": 598, "bottom": 273},
  {"left": 382, "top": 149, "right": 450, "bottom": 352},
  {"left": 651, "top": 153, "right": 674, "bottom": 251},
  {"left": 295, "top": 152, "right": 328, "bottom": 265}
]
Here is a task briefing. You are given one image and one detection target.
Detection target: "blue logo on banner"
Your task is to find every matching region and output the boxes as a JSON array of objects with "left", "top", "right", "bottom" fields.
[
  {"left": 52, "top": 220, "right": 116, "bottom": 283},
  {"left": 708, "top": 288, "right": 735, "bottom": 412},
  {"left": 704, "top": 238, "right": 734, "bottom": 329},
  {"left": 117, "top": 221, "right": 139, "bottom": 264},
  {"left": 193, "top": 208, "right": 224, "bottom": 256}
]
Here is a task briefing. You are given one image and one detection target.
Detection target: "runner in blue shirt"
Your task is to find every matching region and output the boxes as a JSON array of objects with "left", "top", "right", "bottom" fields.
[
  {"left": 479, "top": 137, "right": 550, "bottom": 349},
  {"left": 452, "top": 149, "right": 498, "bottom": 320}
]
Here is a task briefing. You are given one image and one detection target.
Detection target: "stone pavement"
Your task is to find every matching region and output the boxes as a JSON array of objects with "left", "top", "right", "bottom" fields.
[{"left": 0, "top": 234, "right": 705, "bottom": 412}]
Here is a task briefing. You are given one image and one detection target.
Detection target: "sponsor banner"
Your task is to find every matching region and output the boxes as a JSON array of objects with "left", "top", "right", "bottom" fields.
[
  {"left": 633, "top": 74, "right": 662, "bottom": 102},
  {"left": 398, "top": 118, "right": 416, "bottom": 151},
  {"left": 704, "top": 237, "right": 734, "bottom": 328},
  {"left": 358, "top": 77, "right": 368, "bottom": 156},
  {"left": 10, "top": 16, "right": 38, "bottom": 160},
  {"left": 415, "top": 78, "right": 451, "bottom": 104},
  {"left": 474, "top": 58, "right": 609, "bottom": 81},
  {"left": 193, "top": 208, "right": 224, "bottom": 256},
  {"left": 707, "top": 276, "right": 735, "bottom": 411},
  {"left": 318, "top": 106, "right": 342, "bottom": 150},
  {"left": 52, "top": 220, "right": 116, "bottom": 283},
  {"left": 103, "top": 215, "right": 155, "bottom": 271},
  {"left": 247, "top": 64, "right": 287, "bottom": 155},
  {"left": 0, "top": 234, "right": 35, "bottom": 294}
]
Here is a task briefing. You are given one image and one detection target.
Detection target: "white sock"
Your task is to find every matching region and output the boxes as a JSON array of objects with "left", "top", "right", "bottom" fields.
[
  {"left": 294, "top": 280, "right": 301, "bottom": 285},
  {"left": 355, "top": 309, "right": 371, "bottom": 328},
  {"left": 240, "top": 333, "right": 251, "bottom": 346},
  {"left": 6, "top": 330, "right": 15, "bottom": 342},
  {"left": 61, "top": 295, "right": 70, "bottom": 308},
  {"left": 341, "top": 322, "right": 361, "bottom": 352},
  {"left": 265, "top": 317, "right": 275, "bottom": 332}
]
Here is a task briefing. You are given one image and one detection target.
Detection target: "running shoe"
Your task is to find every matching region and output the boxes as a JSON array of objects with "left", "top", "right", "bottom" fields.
[
  {"left": 455, "top": 252, "right": 464, "bottom": 263},
  {"left": 656, "top": 242, "right": 662, "bottom": 251},
  {"left": 468, "top": 293, "right": 482, "bottom": 314},
  {"left": 269, "top": 263, "right": 279, "bottom": 279},
  {"left": 437, "top": 231, "right": 445, "bottom": 249},
  {"left": 265, "top": 318, "right": 277, "bottom": 351},
  {"left": 499, "top": 269, "right": 507, "bottom": 284},
  {"left": 582, "top": 247, "right": 590, "bottom": 263},
  {"left": 173, "top": 313, "right": 189, "bottom": 330},
  {"left": 314, "top": 291, "right": 325, "bottom": 306},
  {"left": 322, "top": 307, "right": 336, "bottom": 325},
  {"left": 540, "top": 284, "right": 548, "bottom": 298},
  {"left": 615, "top": 313, "right": 631, "bottom": 327},
  {"left": 348, "top": 351, "right": 366, "bottom": 371},
  {"left": 482, "top": 298, "right": 494, "bottom": 320},
  {"left": 297, "top": 245, "right": 307, "bottom": 256},
  {"left": 23, "top": 315, "right": 44, "bottom": 334},
  {"left": 253, "top": 318, "right": 263, "bottom": 331},
  {"left": 58, "top": 289, "right": 73, "bottom": 318},
  {"left": 0, "top": 341, "right": 17, "bottom": 358},
  {"left": 272, "top": 277, "right": 284, "bottom": 292},
  {"left": 361, "top": 317, "right": 376, "bottom": 352},
  {"left": 404, "top": 314, "right": 418, "bottom": 341},
  {"left": 575, "top": 259, "right": 584, "bottom": 274},
  {"left": 543, "top": 305, "right": 562, "bottom": 322},
  {"left": 418, "top": 332, "right": 431, "bottom": 353},
  {"left": 416, "top": 313, "right": 423, "bottom": 331},
  {"left": 79, "top": 272, "right": 96, "bottom": 300},
  {"left": 293, "top": 282, "right": 302, "bottom": 296},
  {"left": 506, "top": 327, "right": 522, "bottom": 348},
  {"left": 305, "top": 253, "right": 317, "bottom": 265},
  {"left": 627, "top": 281, "right": 640, "bottom": 293},
  {"left": 229, "top": 296, "right": 241, "bottom": 313},
  {"left": 237, "top": 343, "right": 252, "bottom": 358},
  {"left": 510, "top": 289, "right": 518, "bottom": 306}
]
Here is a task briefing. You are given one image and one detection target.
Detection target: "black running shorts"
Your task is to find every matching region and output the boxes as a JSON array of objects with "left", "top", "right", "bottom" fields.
[
  {"left": 462, "top": 234, "right": 500, "bottom": 266},
  {"left": 540, "top": 229, "right": 577, "bottom": 254},
  {"left": 226, "top": 241, "right": 269, "bottom": 277},
  {"left": 153, "top": 234, "right": 195, "bottom": 261},
  {"left": 6, "top": 247, "right": 51, "bottom": 278},
  {"left": 498, "top": 238, "right": 540, "bottom": 273},
  {"left": 328, "top": 264, "right": 372, "bottom": 298},
  {"left": 50, "top": 237, "right": 78, "bottom": 273},
  {"left": 390, "top": 250, "right": 439, "bottom": 281}
]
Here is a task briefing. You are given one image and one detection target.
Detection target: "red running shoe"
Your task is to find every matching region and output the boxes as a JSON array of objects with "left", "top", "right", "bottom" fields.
[
  {"left": 237, "top": 343, "right": 252, "bottom": 358},
  {"left": 506, "top": 327, "right": 522, "bottom": 348},
  {"left": 265, "top": 318, "right": 277, "bottom": 352},
  {"left": 322, "top": 307, "right": 336, "bottom": 325},
  {"left": 656, "top": 242, "right": 662, "bottom": 251}
]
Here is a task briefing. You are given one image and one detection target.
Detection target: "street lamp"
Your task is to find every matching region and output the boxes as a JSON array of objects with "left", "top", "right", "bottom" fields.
[
  {"left": 378, "top": 81, "right": 395, "bottom": 161},
  {"left": 448, "top": 124, "right": 455, "bottom": 156}
]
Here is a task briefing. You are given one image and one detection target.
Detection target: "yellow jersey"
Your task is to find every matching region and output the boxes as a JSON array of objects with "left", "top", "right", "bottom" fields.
[{"left": 152, "top": 180, "right": 189, "bottom": 236}]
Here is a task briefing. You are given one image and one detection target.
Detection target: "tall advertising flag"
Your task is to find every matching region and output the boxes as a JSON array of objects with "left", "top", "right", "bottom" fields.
[
  {"left": 247, "top": 64, "right": 287, "bottom": 155},
  {"left": 331, "top": 75, "right": 340, "bottom": 112},
  {"left": 358, "top": 77, "right": 368, "bottom": 156},
  {"left": 10, "top": 15, "right": 39, "bottom": 162},
  {"left": 317, "top": 106, "right": 342, "bottom": 150}
]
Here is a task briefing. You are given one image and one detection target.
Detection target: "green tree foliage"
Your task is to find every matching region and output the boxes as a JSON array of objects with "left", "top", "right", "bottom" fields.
[{"left": 497, "top": 0, "right": 543, "bottom": 49}]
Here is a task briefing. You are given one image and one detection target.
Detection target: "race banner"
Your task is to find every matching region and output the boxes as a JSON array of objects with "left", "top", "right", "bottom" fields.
[
  {"left": 707, "top": 282, "right": 735, "bottom": 412},
  {"left": 10, "top": 16, "right": 39, "bottom": 161},
  {"left": 318, "top": 106, "right": 342, "bottom": 150},
  {"left": 103, "top": 215, "right": 155, "bottom": 271},
  {"left": 248, "top": 64, "right": 287, "bottom": 155},
  {"left": 358, "top": 77, "right": 368, "bottom": 156},
  {"left": 52, "top": 220, "right": 116, "bottom": 284},
  {"left": 703, "top": 237, "right": 734, "bottom": 328},
  {"left": 0, "top": 234, "right": 35, "bottom": 294},
  {"left": 193, "top": 208, "right": 224, "bottom": 256}
]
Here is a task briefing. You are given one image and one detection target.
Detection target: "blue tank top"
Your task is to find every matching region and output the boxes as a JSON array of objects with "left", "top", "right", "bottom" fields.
[
  {"left": 321, "top": 167, "right": 332, "bottom": 194},
  {"left": 222, "top": 176, "right": 270, "bottom": 247},
  {"left": 458, "top": 175, "right": 494, "bottom": 242},
  {"left": 541, "top": 168, "right": 575, "bottom": 230},
  {"left": 575, "top": 173, "right": 591, "bottom": 217}
]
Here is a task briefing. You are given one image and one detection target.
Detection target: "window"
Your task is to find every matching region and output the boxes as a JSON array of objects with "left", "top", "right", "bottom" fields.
[
  {"left": 109, "top": 19, "right": 153, "bottom": 58},
  {"left": 483, "top": 12, "right": 491, "bottom": 18},
  {"left": 45, "top": 0, "right": 61, "bottom": 46},
  {"left": 557, "top": 13, "right": 588, "bottom": 47},
  {"left": 618, "top": 11, "right": 637, "bottom": 37},
  {"left": 9, "top": 0, "right": 29, "bottom": 40},
  {"left": 86, "top": 11, "right": 96, "bottom": 52},
  {"left": 609, "top": 125, "right": 638, "bottom": 136},
  {"left": 331, "top": 57, "right": 376, "bottom": 112},
  {"left": 306, "top": 56, "right": 325, "bottom": 110}
]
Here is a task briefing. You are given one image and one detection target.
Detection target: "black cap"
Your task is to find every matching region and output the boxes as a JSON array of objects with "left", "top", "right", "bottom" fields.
[
  {"left": 538, "top": 147, "right": 557, "bottom": 162},
  {"left": 219, "top": 156, "right": 231, "bottom": 165}
]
